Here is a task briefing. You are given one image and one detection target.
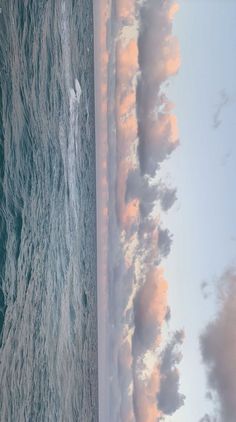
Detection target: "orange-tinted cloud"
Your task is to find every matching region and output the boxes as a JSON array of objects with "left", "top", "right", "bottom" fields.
[
  {"left": 165, "top": 37, "right": 181, "bottom": 76},
  {"left": 122, "top": 198, "right": 140, "bottom": 230},
  {"left": 116, "top": 39, "right": 138, "bottom": 80},
  {"left": 136, "top": 267, "right": 169, "bottom": 332},
  {"left": 115, "top": 35, "right": 139, "bottom": 228},
  {"left": 137, "top": 0, "right": 181, "bottom": 175},
  {"left": 95, "top": 0, "right": 183, "bottom": 421},
  {"left": 133, "top": 366, "right": 163, "bottom": 422},
  {"left": 115, "top": 0, "right": 136, "bottom": 21},
  {"left": 131, "top": 268, "right": 170, "bottom": 421},
  {"left": 168, "top": 1, "right": 180, "bottom": 19}
]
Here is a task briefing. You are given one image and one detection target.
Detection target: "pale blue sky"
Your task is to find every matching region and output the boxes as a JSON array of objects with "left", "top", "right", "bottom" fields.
[{"left": 159, "top": 1, "right": 236, "bottom": 420}]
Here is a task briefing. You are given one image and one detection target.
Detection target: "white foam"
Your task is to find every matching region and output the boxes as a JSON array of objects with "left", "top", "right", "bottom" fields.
[{"left": 69, "top": 79, "right": 82, "bottom": 106}]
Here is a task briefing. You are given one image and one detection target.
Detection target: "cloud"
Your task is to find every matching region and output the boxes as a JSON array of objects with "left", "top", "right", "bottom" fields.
[
  {"left": 125, "top": 170, "right": 177, "bottom": 219},
  {"left": 132, "top": 270, "right": 184, "bottom": 421},
  {"left": 200, "top": 268, "right": 236, "bottom": 422},
  {"left": 201, "top": 281, "right": 211, "bottom": 300},
  {"left": 199, "top": 415, "right": 211, "bottom": 422},
  {"left": 138, "top": 113, "right": 179, "bottom": 176},
  {"left": 115, "top": 0, "right": 136, "bottom": 22},
  {"left": 125, "top": 169, "right": 159, "bottom": 218},
  {"left": 114, "top": 34, "right": 139, "bottom": 229},
  {"left": 157, "top": 227, "right": 173, "bottom": 261},
  {"left": 160, "top": 330, "right": 184, "bottom": 372},
  {"left": 165, "top": 306, "right": 171, "bottom": 322},
  {"left": 97, "top": 0, "right": 183, "bottom": 421},
  {"left": 133, "top": 366, "right": 162, "bottom": 422},
  {"left": 199, "top": 415, "right": 217, "bottom": 422},
  {"left": 158, "top": 368, "right": 185, "bottom": 415},
  {"left": 133, "top": 268, "right": 168, "bottom": 353},
  {"left": 157, "top": 330, "right": 185, "bottom": 415},
  {"left": 137, "top": 0, "right": 180, "bottom": 176},
  {"left": 159, "top": 185, "right": 177, "bottom": 211},
  {"left": 212, "top": 90, "right": 229, "bottom": 129},
  {"left": 132, "top": 268, "right": 168, "bottom": 422}
]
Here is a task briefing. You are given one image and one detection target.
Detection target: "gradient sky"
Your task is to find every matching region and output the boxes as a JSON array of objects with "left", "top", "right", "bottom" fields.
[
  {"left": 95, "top": 1, "right": 236, "bottom": 421},
  {"left": 160, "top": 1, "right": 236, "bottom": 420}
]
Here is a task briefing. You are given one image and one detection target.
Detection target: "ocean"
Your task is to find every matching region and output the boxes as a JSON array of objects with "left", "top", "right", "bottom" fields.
[{"left": 0, "top": 1, "right": 98, "bottom": 421}]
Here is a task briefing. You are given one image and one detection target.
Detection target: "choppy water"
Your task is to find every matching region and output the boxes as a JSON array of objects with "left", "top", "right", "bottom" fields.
[{"left": 0, "top": 1, "right": 98, "bottom": 421}]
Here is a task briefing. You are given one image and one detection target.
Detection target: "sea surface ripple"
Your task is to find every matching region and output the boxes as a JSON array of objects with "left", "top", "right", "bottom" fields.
[{"left": 0, "top": 1, "right": 98, "bottom": 421}]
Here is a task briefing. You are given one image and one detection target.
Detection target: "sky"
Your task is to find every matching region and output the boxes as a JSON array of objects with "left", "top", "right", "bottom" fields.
[
  {"left": 161, "top": 1, "right": 236, "bottom": 420},
  {"left": 94, "top": 1, "right": 236, "bottom": 421}
]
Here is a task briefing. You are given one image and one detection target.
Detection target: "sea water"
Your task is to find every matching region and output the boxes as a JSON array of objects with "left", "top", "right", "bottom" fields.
[{"left": 0, "top": 1, "right": 98, "bottom": 421}]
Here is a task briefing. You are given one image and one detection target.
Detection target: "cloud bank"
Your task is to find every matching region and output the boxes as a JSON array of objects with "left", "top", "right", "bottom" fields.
[
  {"left": 95, "top": 0, "right": 184, "bottom": 421},
  {"left": 137, "top": 0, "right": 180, "bottom": 176}
]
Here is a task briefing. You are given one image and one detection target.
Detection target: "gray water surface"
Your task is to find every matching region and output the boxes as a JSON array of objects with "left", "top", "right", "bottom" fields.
[{"left": 0, "top": 1, "right": 98, "bottom": 421}]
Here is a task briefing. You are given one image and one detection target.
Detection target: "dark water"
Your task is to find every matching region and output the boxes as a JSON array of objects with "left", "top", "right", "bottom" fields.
[{"left": 0, "top": 1, "right": 98, "bottom": 421}]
